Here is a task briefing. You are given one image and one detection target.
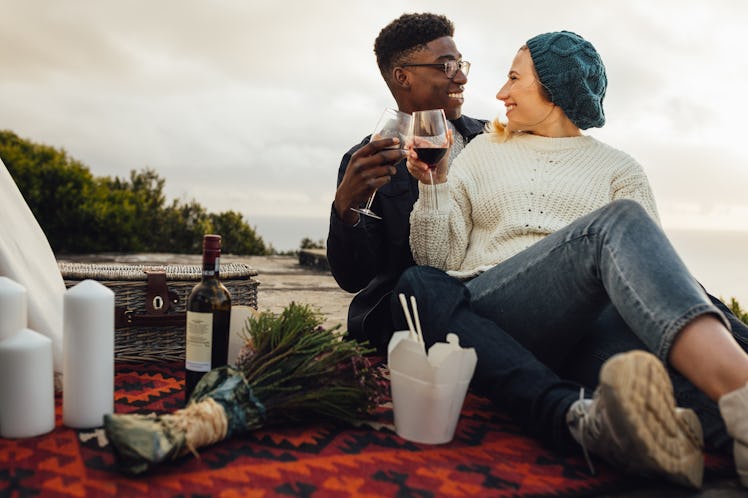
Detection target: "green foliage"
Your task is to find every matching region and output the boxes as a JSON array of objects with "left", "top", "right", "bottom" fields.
[
  {"left": 728, "top": 297, "right": 748, "bottom": 325},
  {"left": 300, "top": 237, "right": 325, "bottom": 250},
  {"left": 235, "top": 302, "right": 386, "bottom": 421},
  {"left": 0, "top": 130, "right": 270, "bottom": 255},
  {"left": 210, "top": 210, "right": 270, "bottom": 255}
]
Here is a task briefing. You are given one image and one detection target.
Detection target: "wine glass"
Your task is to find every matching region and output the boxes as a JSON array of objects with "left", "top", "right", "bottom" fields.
[
  {"left": 351, "top": 108, "right": 412, "bottom": 220},
  {"left": 410, "top": 109, "right": 449, "bottom": 211}
]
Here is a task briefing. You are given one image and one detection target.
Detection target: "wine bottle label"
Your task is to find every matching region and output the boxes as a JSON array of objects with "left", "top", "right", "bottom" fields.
[{"left": 185, "top": 311, "right": 213, "bottom": 372}]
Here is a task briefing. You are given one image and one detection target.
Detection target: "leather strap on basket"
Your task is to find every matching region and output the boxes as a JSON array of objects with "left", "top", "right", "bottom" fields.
[
  {"left": 146, "top": 270, "right": 172, "bottom": 314},
  {"left": 114, "top": 270, "right": 184, "bottom": 329}
]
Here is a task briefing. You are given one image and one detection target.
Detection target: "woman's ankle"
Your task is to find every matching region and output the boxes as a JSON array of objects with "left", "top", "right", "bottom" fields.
[{"left": 670, "top": 317, "right": 748, "bottom": 399}]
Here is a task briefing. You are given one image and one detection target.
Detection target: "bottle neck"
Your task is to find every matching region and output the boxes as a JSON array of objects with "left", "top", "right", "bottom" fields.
[{"left": 202, "top": 249, "right": 221, "bottom": 279}]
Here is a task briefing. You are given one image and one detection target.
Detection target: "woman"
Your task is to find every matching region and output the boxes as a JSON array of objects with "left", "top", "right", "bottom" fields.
[{"left": 400, "top": 31, "right": 748, "bottom": 488}]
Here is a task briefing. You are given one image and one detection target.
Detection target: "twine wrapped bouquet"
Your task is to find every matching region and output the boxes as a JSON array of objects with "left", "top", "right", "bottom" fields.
[{"left": 104, "top": 302, "right": 387, "bottom": 475}]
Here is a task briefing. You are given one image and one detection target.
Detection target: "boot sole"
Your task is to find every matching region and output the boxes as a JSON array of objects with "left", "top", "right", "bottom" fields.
[{"left": 598, "top": 350, "right": 704, "bottom": 488}]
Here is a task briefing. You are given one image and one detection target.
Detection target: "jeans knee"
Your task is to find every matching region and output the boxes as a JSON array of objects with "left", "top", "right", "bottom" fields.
[
  {"left": 396, "top": 265, "right": 446, "bottom": 296},
  {"left": 395, "top": 266, "right": 470, "bottom": 337},
  {"left": 396, "top": 266, "right": 470, "bottom": 309},
  {"left": 605, "top": 199, "right": 648, "bottom": 221},
  {"left": 597, "top": 199, "right": 654, "bottom": 234}
]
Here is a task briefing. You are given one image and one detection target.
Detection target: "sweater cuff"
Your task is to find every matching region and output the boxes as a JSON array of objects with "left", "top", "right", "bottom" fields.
[{"left": 418, "top": 182, "right": 451, "bottom": 214}]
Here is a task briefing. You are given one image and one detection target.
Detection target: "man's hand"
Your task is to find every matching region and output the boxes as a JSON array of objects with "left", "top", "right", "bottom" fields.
[{"left": 334, "top": 137, "right": 405, "bottom": 225}]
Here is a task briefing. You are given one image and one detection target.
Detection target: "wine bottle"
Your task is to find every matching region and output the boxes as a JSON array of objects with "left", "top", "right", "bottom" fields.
[{"left": 184, "top": 234, "right": 231, "bottom": 402}]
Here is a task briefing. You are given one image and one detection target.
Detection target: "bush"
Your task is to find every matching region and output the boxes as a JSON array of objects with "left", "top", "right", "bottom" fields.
[
  {"left": 0, "top": 130, "right": 270, "bottom": 255},
  {"left": 728, "top": 297, "right": 748, "bottom": 325},
  {"left": 300, "top": 237, "right": 325, "bottom": 250}
]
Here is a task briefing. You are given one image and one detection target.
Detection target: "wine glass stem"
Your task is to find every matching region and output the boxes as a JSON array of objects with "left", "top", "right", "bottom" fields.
[
  {"left": 365, "top": 190, "right": 377, "bottom": 211},
  {"left": 428, "top": 169, "right": 438, "bottom": 211}
]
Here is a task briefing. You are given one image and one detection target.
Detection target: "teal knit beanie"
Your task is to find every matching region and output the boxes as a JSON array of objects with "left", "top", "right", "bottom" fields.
[{"left": 526, "top": 31, "right": 607, "bottom": 129}]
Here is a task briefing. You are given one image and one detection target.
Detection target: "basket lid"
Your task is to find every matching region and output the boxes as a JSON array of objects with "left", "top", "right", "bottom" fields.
[{"left": 58, "top": 262, "right": 258, "bottom": 281}]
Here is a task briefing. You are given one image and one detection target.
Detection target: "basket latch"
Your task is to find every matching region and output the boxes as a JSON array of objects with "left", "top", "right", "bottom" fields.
[
  {"left": 113, "top": 270, "right": 184, "bottom": 328},
  {"left": 145, "top": 270, "right": 179, "bottom": 314}
]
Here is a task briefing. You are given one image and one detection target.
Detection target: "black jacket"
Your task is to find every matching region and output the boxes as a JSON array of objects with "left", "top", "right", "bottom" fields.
[{"left": 326, "top": 115, "right": 486, "bottom": 353}]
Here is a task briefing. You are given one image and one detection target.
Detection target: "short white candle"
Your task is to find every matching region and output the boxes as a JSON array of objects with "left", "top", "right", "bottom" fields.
[
  {"left": 0, "top": 277, "right": 27, "bottom": 342},
  {"left": 62, "top": 279, "right": 115, "bottom": 429},
  {"left": 0, "top": 328, "right": 55, "bottom": 438}
]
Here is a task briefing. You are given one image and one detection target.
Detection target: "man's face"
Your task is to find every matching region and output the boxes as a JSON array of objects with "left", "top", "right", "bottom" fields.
[{"left": 400, "top": 36, "right": 467, "bottom": 120}]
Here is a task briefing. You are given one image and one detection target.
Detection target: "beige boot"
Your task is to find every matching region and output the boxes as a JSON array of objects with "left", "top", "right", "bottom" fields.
[
  {"left": 567, "top": 351, "right": 704, "bottom": 488},
  {"left": 718, "top": 382, "right": 748, "bottom": 486}
]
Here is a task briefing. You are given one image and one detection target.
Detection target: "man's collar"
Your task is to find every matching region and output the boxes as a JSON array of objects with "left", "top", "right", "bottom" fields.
[{"left": 449, "top": 115, "right": 487, "bottom": 140}]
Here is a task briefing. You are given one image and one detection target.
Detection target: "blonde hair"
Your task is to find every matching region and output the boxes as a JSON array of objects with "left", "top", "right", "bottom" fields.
[{"left": 487, "top": 119, "right": 513, "bottom": 143}]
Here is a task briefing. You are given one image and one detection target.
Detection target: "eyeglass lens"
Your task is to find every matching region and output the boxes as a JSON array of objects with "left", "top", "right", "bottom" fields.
[{"left": 446, "top": 61, "right": 470, "bottom": 78}]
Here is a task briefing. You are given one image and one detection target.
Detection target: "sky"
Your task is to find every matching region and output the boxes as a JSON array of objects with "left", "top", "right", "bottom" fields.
[{"left": 2, "top": 0, "right": 748, "bottom": 251}]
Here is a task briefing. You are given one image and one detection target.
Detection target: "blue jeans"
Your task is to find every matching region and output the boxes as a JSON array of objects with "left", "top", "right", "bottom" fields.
[{"left": 393, "top": 199, "right": 731, "bottom": 451}]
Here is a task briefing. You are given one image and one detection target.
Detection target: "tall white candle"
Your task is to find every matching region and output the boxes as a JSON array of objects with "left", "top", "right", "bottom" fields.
[
  {"left": 0, "top": 277, "right": 26, "bottom": 342},
  {"left": 62, "top": 279, "right": 114, "bottom": 429},
  {"left": 0, "top": 328, "right": 55, "bottom": 438}
]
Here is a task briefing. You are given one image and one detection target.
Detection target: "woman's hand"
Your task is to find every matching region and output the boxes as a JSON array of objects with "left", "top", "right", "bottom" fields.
[{"left": 405, "top": 129, "right": 452, "bottom": 184}]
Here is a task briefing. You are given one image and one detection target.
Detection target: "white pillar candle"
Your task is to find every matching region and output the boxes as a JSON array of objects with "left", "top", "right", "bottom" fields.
[
  {"left": 0, "top": 277, "right": 27, "bottom": 341},
  {"left": 0, "top": 328, "right": 55, "bottom": 438},
  {"left": 62, "top": 279, "right": 114, "bottom": 429}
]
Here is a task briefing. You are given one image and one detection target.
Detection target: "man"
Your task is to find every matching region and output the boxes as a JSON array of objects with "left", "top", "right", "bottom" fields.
[{"left": 326, "top": 13, "right": 485, "bottom": 354}]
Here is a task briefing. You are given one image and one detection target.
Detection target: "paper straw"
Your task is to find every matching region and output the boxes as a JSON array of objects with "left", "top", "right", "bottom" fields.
[
  {"left": 398, "top": 293, "right": 418, "bottom": 341},
  {"left": 409, "top": 296, "right": 424, "bottom": 344}
]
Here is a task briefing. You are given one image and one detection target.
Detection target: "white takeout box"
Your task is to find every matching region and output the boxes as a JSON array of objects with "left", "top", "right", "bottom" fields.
[{"left": 387, "top": 330, "right": 477, "bottom": 444}]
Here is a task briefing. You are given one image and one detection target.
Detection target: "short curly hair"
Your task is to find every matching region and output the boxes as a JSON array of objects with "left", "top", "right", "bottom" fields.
[{"left": 374, "top": 13, "right": 454, "bottom": 81}]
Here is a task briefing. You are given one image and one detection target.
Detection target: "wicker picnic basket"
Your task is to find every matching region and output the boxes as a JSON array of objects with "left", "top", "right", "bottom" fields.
[{"left": 58, "top": 262, "right": 259, "bottom": 362}]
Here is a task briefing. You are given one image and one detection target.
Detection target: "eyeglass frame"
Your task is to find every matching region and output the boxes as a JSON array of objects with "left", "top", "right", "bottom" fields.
[{"left": 400, "top": 60, "right": 471, "bottom": 79}]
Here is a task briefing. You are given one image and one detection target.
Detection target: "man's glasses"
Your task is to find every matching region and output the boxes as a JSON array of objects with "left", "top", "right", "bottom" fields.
[{"left": 401, "top": 60, "right": 471, "bottom": 79}]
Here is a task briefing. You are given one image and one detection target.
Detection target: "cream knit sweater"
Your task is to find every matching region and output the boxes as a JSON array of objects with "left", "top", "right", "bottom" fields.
[{"left": 409, "top": 132, "right": 660, "bottom": 279}]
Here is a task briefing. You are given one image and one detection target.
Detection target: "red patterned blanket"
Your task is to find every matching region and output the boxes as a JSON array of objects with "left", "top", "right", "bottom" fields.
[{"left": 0, "top": 361, "right": 732, "bottom": 497}]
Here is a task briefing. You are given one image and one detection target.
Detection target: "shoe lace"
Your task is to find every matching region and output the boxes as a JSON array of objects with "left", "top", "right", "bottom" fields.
[{"left": 575, "top": 387, "right": 596, "bottom": 476}]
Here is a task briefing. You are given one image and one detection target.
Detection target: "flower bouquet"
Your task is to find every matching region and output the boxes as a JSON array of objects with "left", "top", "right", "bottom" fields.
[{"left": 104, "top": 302, "right": 387, "bottom": 475}]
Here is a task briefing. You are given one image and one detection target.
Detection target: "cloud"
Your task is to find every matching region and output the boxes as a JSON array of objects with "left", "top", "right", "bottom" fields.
[{"left": 1, "top": 0, "right": 747, "bottom": 244}]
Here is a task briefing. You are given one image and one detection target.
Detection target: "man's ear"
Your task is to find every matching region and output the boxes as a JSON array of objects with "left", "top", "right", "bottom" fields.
[{"left": 392, "top": 67, "right": 410, "bottom": 90}]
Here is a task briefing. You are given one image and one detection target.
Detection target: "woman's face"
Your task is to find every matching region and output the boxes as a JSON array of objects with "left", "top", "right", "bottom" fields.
[{"left": 496, "top": 48, "right": 554, "bottom": 132}]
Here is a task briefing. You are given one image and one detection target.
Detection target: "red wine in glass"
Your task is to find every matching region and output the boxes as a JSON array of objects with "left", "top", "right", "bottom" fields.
[
  {"left": 410, "top": 109, "right": 449, "bottom": 210},
  {"left": 414, "top": 147, "right": 448, "bottom": 168}
]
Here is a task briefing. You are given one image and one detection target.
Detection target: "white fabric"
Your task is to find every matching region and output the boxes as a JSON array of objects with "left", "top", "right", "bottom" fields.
[
  {"left": 0, "top": 157, "right": 65, "bottom": 373},
  {"left": 410, "top": 132, "right": 660, "bottom": 279}
]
